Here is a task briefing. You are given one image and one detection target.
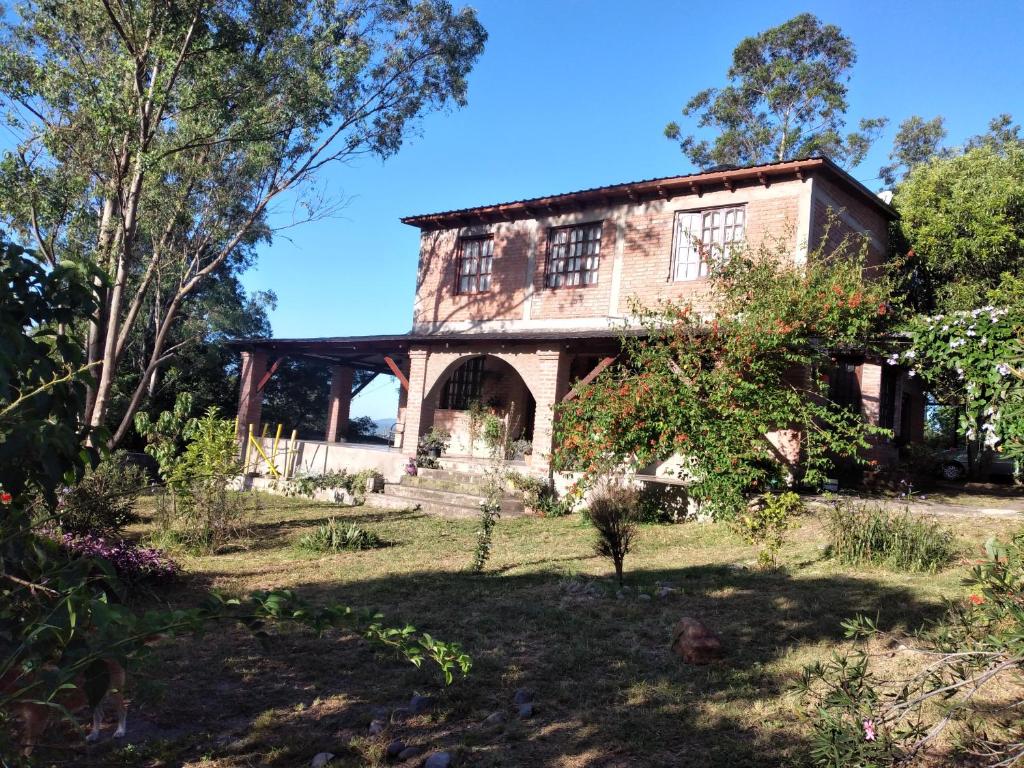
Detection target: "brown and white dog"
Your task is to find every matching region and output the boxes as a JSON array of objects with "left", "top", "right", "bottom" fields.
[{"left": 2, "top": 658, "right": 128, "bottom": 756}]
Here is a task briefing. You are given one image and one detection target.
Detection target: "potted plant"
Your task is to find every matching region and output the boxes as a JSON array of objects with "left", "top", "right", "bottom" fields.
[{"left": 419, "top": 427, "right": 451, "bottom": 460}]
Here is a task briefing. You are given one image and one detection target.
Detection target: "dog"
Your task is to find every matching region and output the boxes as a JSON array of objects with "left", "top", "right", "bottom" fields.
[{"left": 2, "top": 658, "right": 127, "bottom": 756}]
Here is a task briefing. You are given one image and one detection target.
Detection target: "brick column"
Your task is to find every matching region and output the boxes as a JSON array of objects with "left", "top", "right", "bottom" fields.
[
  {"left": 859, "top": 363, "right": 883, "bottom": 426},
  {"left": 236, "top": 350, "right": 268, "bottom": 440},
  {"left": 531, "top": 347, "right": 569, "bottom": 471},
  {"left": 400, "top": 350, "right": 430, "bottom": 455},
  {"left": 325, "top": 366, "right": 355, "bottom": 443}
]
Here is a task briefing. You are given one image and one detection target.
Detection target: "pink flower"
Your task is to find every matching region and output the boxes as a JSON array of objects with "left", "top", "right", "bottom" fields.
[
  {"left": 0, "top": 491, "right": 11, "bottom": 504},
  {"left": 863, "top": 719, "right": 876, "bottom": 741}
]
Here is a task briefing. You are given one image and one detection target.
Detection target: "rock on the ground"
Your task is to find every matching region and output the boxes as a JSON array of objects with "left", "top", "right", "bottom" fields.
[
  {"left": 483, "top": 710, "right": 508, "bottom": 726},
  {"left": 424, "top": 752, "right": 452, "bottom": 768},
  {"left": 408, "top": 694, "right": 435, "bottom": 714},
  {"left": 390, "top": 706, "right": 411, "bottom": 722},
  {"left": 638, "top": 593, "right": 651, "bottom": 601},
  {"left": 518, "top": 702, "right": 534, "bottom": 719},
  {"left": 368, "top": 718, "right": 386, "bottom": 735},
  {"left": 670, "top": 616, "right": 723, "bottom": 664},
  {"left": 512, "top": 688, "right": 534, "bottom": 706},
  {"left": 397, "top": 746, "right": 424, "bottom": 761},
  {"left": 310, "top": 753, "right": 335, "bottom": 768},
  {"left": 656, "top": 586, "right": 675, "bottom": 598},
  {"left": 386, "top": 739, "right": 406, "bottom": 758}
]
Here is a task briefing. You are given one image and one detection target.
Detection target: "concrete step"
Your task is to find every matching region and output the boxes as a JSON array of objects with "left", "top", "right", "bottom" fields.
[
  {"left": 363, "top": 492, "right": 482, "bottom": 519},
  {"left": 384, "top": 483, "right": 524, "bottom": 517}
]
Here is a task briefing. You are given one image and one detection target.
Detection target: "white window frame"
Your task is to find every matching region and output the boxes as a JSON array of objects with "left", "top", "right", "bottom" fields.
[{"left": 671, "top": 205, "right": 746, "bottom": 281}]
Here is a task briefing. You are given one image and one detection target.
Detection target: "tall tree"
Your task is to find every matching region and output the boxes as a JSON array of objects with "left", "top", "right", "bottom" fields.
[
  {"left": 0, "top": 0, "right": 486, "bottom": 447},
  {"left": 894, "top": 141, "right": 1024, "bottom": 312},
  {"left": 879, "top": 115, "right": 948, "bottom": 187},
  {"left": 665, "top": 13, "right": 886, "bottom": 170}
]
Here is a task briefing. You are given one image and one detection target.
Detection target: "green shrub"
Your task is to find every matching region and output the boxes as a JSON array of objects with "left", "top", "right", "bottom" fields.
[
  {"left": 287, "top": 469, "right": 383, "bottom": 504},
  {"left": 298, "top": 518, "right": 388, "bottom": 552},
  {"left": 825, "top": 501, "right": 957, "bottom": 572},
  {"left": 734, "top": 491, "right": 802, "bottom": 569},
  {"left": 506, "top": 471, "right": 571, "bottom": 517},
  {"left": 635, "top": 482, "right": 689, "bottom": 523},
  {"left": 54, "top": 452, "right": 146, "bottom": 535}
]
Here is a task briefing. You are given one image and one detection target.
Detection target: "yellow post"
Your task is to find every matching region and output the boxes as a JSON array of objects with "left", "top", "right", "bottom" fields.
[
  {"left": 287, "top": 429, "right": 299, "bottom": 479},
  {"left": 244, "top": 423, "right": 254, "bottom": 473},
  {"left": 248, "top": 432, "right": 280, "bottom": 479},
  {"left": 272, "top": 423, "right": 283, "bottom": 470}
]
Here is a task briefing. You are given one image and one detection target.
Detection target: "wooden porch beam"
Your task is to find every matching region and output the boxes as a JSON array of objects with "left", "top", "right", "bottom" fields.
[
  {"left": 256, "top": 357, "right": 284, "bottom": 394},
  {"left": 561, "top": 355, "right": 617, "bottom": 403},
  {"left": 384, "top": 356, "right": 410, "bottom": 391},
  {"left": 351, "top": 372, "right": 379, "bottom": 398}
]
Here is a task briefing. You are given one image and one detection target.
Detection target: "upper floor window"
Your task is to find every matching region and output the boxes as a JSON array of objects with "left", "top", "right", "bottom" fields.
[
  {"left": 546, "top": 222, "right": 602, "bottom": 288},
  {"left": 456, "top": 236, "right": 493, "bottom": 294},
  {"left": 671, "top": 206, "right": 746, "bottom": 281}
]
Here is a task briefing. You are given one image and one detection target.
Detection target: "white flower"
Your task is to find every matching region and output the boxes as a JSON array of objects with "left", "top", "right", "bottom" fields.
[
  {"left": 903, "top": 349, "right": 917, "bottom": 360},
  {"left": 950, "top": 338, "right": 965, "bottom": 349},
  {"left": 966, "top": 328, "right": 977, "bottom": 337},
  {"left": 997, "top": 363, "right": 1011, "bottom": 376},
  {"left": 908, "top": 370, "right": 916, "bottom": 378}
]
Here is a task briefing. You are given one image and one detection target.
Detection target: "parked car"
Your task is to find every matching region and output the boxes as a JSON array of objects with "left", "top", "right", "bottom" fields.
[{"left": 938, "top": 448, "right": 1017, "bottom": 481}]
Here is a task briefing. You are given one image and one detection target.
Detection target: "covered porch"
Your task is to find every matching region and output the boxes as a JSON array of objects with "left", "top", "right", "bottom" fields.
[{"left": 231, "top": 330, "right": 628, "bottom": 475}]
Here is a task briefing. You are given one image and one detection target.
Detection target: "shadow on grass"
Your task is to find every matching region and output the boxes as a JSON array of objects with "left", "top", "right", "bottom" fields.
[{"left": 71, "top": 558, "right": 951, "bottom": 768}]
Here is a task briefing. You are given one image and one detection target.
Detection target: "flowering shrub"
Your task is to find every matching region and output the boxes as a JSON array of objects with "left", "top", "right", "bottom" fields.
[
  {"left": 900, "top": 296, "right": 1023, "bottom": 477},
  {"left": 799, "top": 530, "right": 1024, "bottom": 766},
  {"left": 58, "top": 532, "right": 180, "bottom": 584},
  {"left": 554, "top": 233, "right": 893, "bottom": 517}
]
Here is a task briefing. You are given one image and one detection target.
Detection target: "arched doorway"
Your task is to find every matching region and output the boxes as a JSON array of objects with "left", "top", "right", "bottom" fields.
[{"left": 423, "top": 355, "right": 536, "bottom": 458}]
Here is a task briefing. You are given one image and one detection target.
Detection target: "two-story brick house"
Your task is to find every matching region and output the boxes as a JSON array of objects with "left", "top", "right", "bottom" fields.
[{"left": 234, "top": 156, "right": 923, "bottom": 483}]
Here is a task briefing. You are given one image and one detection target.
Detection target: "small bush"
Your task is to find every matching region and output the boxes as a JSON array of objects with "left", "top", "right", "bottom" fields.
[
  {"left": 298, "top": 519, "right": 388, "bottom": 552},
  {"left": 287, "top": 469, "right": 384, "bottom": 504},
  {"left": 734, "top": 491, "right": 802, "bottom": 569},
  {"left": 588, "top": 484, "right": 639, "bottom": 586},
  {"left": 58, "top": 532, "right": 179, "bottom": 585},
  {"left": 825, "top": 501, "right": 957, "bottom": 572},
  {"left": 55, "top": 452, "right": 146, "bottom": 535},
  {"left": 506, "top": 472, "right": 570, "bottom": 517}
]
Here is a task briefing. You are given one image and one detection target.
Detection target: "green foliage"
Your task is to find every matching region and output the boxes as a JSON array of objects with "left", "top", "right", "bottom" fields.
[
  {"left": 0, "top": 0, "right": 487, "bottom": 444},
  {"left": 471, "top": 497, "right": 501, "bottom": 573},
  {"left": 506, "top": 471, "right": 570, "bottom": 517},
  {"left": 734, "top": 492, "right": 802, "bottom": 569},
  {"left": 901, "top": 291, "right": 1024, "bottom": 474},
  {"left": 879, "top": 115, "right": 948, "bottom": 187},
  {"left": 588, "top": 485, "right": 639, "bottom": 587},
  {"left": 554, "top": 234, "right": 892, "bottom": 518},
  {"left": 824, "top": 501, "right": 957, "bottom": 573},
  {"left": 799, "top": 531, "right": 1024, "bottom": 766},
  {"left": 54, "top": 453, "right": 146, "bottom": 535},
  {"left": 635, "top": 483, "right": 689, "bottom": 524},
  {"left": 895, "top": 142, "right": 1024, "bottom": 312},
  {"left": 665, "top": 13, "right": 885, "bottom": 169},
  {"left": 134, "top": 393, "right": 194, "bottom": 483},
  {"left": 298, "top": 519, "right": 388, "bottom": 553},
  {"left": 286, "top": 469, "right": 383, "bottom": 505}
]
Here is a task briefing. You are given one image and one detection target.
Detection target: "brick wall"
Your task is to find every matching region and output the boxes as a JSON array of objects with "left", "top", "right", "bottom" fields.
[
  {"left": 809, "top": 177, "right": 890, "bottom": 269},
  {"left": 411, "top": 176, "right": 818, "bottom": 329}
]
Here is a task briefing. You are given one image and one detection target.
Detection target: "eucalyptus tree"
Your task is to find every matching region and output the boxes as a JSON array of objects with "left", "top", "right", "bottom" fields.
[
  {"left": 665, "top": 13, "right": 886, "bottom": 170},
  {"left": 0, "top": 0, "right": 486, "bottom": 445}
]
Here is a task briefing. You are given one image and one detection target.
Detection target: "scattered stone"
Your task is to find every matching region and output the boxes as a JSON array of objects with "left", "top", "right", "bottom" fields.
[
  {"left": 424, "top": 752, "right": 452, "bottom": 768},
  {"left": 483, "top": 710, "right": 508, "bottom": 727},
  {"left": 397, "top": 746, "right": 424, "bottom": 761},
  {"left": 512, "top": 688, "right": 534, "bottom": 706},
  {"left": 371, "top": 705, "right": 390, "bottom": 721},
  {"left": 386, "top": 739, "right": 406, "bottom": 759},
  {"left": 408, "top": 694, "right": 435, "bottom": 715},
  {"left": 517, "top": 702, "right": 534, "bottom": 719},
  {"left": 656, "top": 586, "right": 675, "bottom": 599},
  {"left": 615, "top": 590, "right": 625, "bottom": 600},
  {"left": 390, "top": 707, "right": 411, "bottom": 722},
  {"left": 670, "top": 617, "right": 724, "bottom": 665},
  {"left": 310, "top": 753, "right": 335, "bottom": 768},
  {"left": 638, "top": 593, "right": 652, "bottom": 601},
  {"left": 368, "top": 719, "right": 386, "bottom": 735}
]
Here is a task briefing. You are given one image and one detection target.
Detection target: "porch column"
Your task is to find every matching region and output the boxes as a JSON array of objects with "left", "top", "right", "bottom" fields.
[
  {"left": 236, "top": 349, "right": 268, "bottom": 439},
  {"left": 325, "top": 365, "right": 355, "bottom": 443},
  {"left": 531, "top": 347, "right": 570, "bottom": 470},
  {"left": 400, "top": 349, "right": 429, "bottom": 455}
]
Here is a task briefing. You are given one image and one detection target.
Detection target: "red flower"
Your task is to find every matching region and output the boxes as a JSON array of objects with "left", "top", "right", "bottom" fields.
[
  {"left": 969, "top": 594, "right": 985, "bottom": 606},
  {"left": 0, "top": 492, "right": 11, "bottom": 504},
  {"left": 877, "top": 303, "right": 887, "bottom": 316}
]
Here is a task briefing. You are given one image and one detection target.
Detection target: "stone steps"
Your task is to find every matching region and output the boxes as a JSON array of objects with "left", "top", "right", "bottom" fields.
[
  {"left": 361, "top": 464, "right": 525, "bottom": 519},
  {"left": 383, "top": 482, "right": 523, "bottom": 516}
]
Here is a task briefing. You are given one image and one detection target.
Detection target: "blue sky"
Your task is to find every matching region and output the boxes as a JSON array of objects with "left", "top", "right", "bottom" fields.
[{"left": 242, "top": 0, "right": 1024, "bottom": 419}]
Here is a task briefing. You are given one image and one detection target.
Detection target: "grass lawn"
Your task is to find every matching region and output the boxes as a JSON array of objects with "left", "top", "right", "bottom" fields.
[{"left": 81, "top": 495, "right": 1022, "bottom": 768}]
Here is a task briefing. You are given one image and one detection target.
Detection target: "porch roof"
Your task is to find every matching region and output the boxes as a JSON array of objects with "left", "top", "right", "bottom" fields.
[{"left": 227, "top": 328, "right": 636, "bottom": 374}]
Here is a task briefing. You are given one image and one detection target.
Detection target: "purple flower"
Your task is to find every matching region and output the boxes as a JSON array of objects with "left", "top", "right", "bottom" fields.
[
  {"left": 56, "top": 532, "right": 180, "bottom": 583},
  {"left": 863, "top": 719, "right": 876, "bottom": 741}
]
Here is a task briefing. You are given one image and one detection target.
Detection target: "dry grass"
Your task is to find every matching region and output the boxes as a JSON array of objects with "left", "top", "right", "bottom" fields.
[{"left": 65, "top": 495, "right": 1022, "bottom": 768}]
